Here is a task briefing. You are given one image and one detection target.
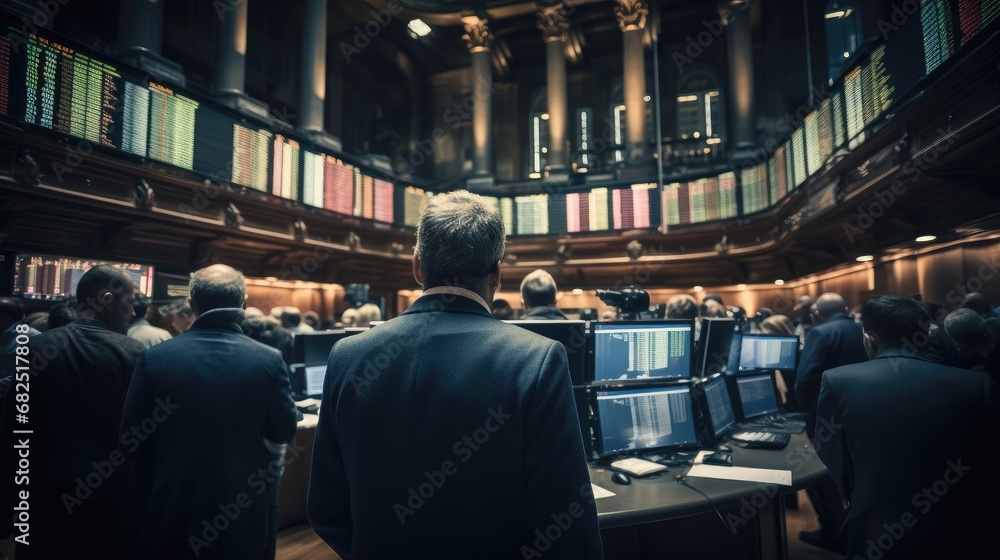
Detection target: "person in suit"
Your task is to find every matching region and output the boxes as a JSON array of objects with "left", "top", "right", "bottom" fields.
[
  {"left": 795, "top": 291, "right": 869, "bottom": 553},
  {"left": 816, "top": 295, "right": 993, "bottom": 559},
  {"left": 308, "top": 190, "right": 602, "bottom": 559},
  {"left": 127, "top": 293, "right": 173, "bottom": 349},
  {"left": 520, "top": 269, "right": 568, "bottom": 320},
  {"left": 1, "top": 265, "right": 145, "bottom": 560},
  {"left": 120, "top": 264, "right": 298, "bottom": 559}
]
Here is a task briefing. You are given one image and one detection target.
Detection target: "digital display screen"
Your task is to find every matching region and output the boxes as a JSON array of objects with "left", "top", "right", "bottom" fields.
[
  {"left": 741, "top": 164, "right": 768, "bottom": 214},
  {"left": 703, "top": 376, "right": 736, "bottom": 437},
  {"left": 305, "top": 364, "right": 327, "bottom": 397},
  {"left": 738, "top": 335, "right": 799, "bottom": 371},
  {"left": 14, "top": 254, "right": 154, "bottom": 299},
  {"left": 596, "top": 384, "right": 697, "bottom": 456},
  {"left": 593, "top": 321, "right": 692, "bottom": 381},
  {"left": 736, "top": 374, "right": 780, "bottom": 419},
  {"left": 515, "top": 194, "right": 549, "bottom": 235}
]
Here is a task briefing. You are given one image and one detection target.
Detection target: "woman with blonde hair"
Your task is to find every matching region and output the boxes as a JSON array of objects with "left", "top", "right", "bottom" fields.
[{"left": 355, "top": 303, "right": 382, "bottom": 328}]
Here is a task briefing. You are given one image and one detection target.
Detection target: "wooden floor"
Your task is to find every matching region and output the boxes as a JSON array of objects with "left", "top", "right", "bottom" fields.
[{"left": 276, "top": 491, "right": 844, "bottom": 560}]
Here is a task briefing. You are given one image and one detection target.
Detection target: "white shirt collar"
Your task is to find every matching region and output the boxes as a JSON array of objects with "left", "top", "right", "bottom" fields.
[{"left": 421, "top": 286, "right": 492, "bottom": 314}]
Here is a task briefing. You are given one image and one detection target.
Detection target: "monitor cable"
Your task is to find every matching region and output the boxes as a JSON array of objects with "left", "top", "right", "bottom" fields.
[{"left": 675, "top": 475, "right": 751, "bottom": 560}]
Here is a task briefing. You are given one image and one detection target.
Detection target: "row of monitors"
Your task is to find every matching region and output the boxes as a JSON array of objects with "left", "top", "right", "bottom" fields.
[
  {"left": 590, "top": 372, "right": 783, "bottom": 458},
  {"left": 287, "top": 318, "right": 799, "bottom": 399}
]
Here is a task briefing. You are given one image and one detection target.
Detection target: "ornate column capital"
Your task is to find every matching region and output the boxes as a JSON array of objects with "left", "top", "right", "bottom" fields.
[
  {"left": 537, "top": 1, "right": 570, "bottom": 43},
  {"left": 461, "top": 13, "right": 494, "bottom": 53},
  {"left": 615, "top": 0, "right": 648, "bottom": 32},
  {"left": 718, "top": 0, "right": 751, "bottom": 26}
]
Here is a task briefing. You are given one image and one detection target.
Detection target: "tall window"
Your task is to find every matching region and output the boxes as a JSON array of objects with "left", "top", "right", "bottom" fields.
[
  {"left": 825, "top": 0, "right": 862, "bottom": 84},
  {"left": 676, "top": 90, "right": 723, "bottom": 140},
  {"left": 528, "top": 89, "right": 548, "bottom": 177}
]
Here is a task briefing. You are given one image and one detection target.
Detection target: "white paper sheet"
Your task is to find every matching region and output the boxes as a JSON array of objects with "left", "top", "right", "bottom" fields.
[
  {"left": 685, "top": 450, "right": 793, "bottom": 486},
  {"left": 591, "top": 483, "right": 616, "bottom": 499}
]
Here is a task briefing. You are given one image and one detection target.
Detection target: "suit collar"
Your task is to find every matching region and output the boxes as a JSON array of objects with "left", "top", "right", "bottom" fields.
[
  {"left": 402, "top": 293, "right": 493, "bottom": 319},
  {"left": 823, "top": 313, "right": 852, "bottom": 323},
  {"left": 874, "top": 347, "right": 930, "bottom": 363},
  {"left": 190, "top": 308, "right": 245, "bottom": 333}
]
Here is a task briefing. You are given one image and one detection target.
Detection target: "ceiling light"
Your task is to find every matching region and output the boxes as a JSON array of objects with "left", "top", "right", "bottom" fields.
[
  {"left": 843, "top": 51, "right": 851, "bottom": 58},
  {"left": 826, "top": 10, "right": 846, "bottom": 19},
  {"left": 737, "top": 284, "right": 747, "bottom": 291},
  {"left": 540, "top": 113, "right": 550, "bottom": 120},
  {"left": 407, "top": 19, "right": 432, "bottom": 37},
  {"left": 775, "top": 279, "right": 785, "bottom": 286},
  {"left": 643, "top": 95, "right": 651, "bottom": 102},
  {"left": 856, "top": 255, "right": 874, "bottom": 262},
  {"left": 693, "top": 286, "right": 703, "bottom": 292},
  {"left": 677, "top": 95, "right": 697, "bottom": 102},
  {"left": 706, "top": 138, "right": 721, "bottom": 145},
  {"left": 572, "top": 289, "right": 583, "bottom": 295},
  {"left": 915, "top": 235, "right": 937, "bottom": 243}
]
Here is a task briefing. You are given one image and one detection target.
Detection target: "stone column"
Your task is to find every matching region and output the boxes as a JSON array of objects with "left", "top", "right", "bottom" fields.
[
  {"left": 215, "top": 0, "right": 249, "bottom": 97},
  {"left": 538, "top": 1, "right": 570, "bottom": 171},
  {"left": 119, "top": 0, "right": 185, "bottom": 84},
  {"left": 722, "top": 0, "right": 755, "bottom": 149},
  {"left": 615, "top": 0, "right": 649, "bottom": 162},
  {"left": 299, "top": 0, "right": 327, "bottom": 132},
  {"left": 462, "top": 13, "right": 495, "bottom": 176}
]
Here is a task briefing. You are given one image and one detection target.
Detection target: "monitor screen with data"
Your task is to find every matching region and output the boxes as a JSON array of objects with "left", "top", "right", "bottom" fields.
[
  {"left": 738, "top": 334, "right": 799, "bottom": 372},
  {"left": 702, "top": 375, "right": 737, "bottom": 438},
  {"left": 594, "top": 384, "right": 697, "bottom": 456},
  {"left": 592, "top": 320, "right": 693, "bottom": 381},
  {"left": 304, "top": 364, "right": 327, "bottom": 398},
  {"left": 735, "top": 373, "right": 781, "bottom": 420}
]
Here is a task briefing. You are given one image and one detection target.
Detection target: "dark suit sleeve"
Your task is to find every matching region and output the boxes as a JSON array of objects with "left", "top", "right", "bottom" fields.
[
  {"left": 307, "top": 367, "right": 353, "bottom": 559},
  {"left": 264, "top": 360, "right": 298, "bottom": 444},
  {"left": 795, "top": 328, "right": 828, "bottom": 414},
  {"left": 120, "top": 352, "right": 154, "bottom": 463},
  {"left": 816, "top": 372, "right": 852, "bottom": 505},
  {"left": 522, "top": 342, "right": 603, "bottom": 558}
]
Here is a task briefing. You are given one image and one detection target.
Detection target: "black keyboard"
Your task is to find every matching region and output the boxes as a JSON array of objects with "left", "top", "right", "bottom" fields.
[
  {"left": 741, "top": 413, "right": 806, "bottom": 434},
  {"left": 730, "top": 430, "right": 791, "bottom": 449}
]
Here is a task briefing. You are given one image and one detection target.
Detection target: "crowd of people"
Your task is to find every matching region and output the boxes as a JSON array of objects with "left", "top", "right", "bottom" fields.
[{"left": 0, "top": 189, "right": 997, "bottom": 559}]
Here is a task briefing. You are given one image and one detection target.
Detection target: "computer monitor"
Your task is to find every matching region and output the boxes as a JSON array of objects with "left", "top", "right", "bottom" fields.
[
  {"left": 291, "top": 330, "right": 349, "bottom": 365},
  {"left": 593, "top": 383, "right": 698, "bottom": 457},
  {"left": 734, "top": 373, "right": 782, "bottom": 421},
  {"left": 289, "top": 363, "right": 328, "bottom": 399},
  {"left": 697, "top": 318, "right": 737, "bottom": 377},
  {"left": 695, "top": 374, "right": 738, "bottom": 445},
  {"left": 592, "top": 320, "right": 693, "bottom": 382},
  {"left": 13, "top": 253, "right": 154, "bottom": 300},
  {"left": 738, "top": 334, "right": 799, "bottom": 372},
  {"left": 505, "top": 320, "right": 589, "bottom": 385}
]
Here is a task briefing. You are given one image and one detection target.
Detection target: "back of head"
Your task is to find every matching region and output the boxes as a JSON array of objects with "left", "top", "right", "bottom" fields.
[
  {"left": 700, "top": 299, "right": 728, "bottom": 318},
  {"left": 760, "top": 314, "right": 795, "bottom": 336},
  {"left": 356, "top": 303, "right": 381, "bottom": 327},
  {"left": 341, "top": 307, "right": 359, "bottom": 327},
  {"left": 665, "top": 294, "right": 698, "bottom": 320},
  {"left": 861, "top": 295, "right": 930, "bottom": 349},
  {"left": 520, "top": 269, "right": 557, "bottom": 309},
  {"left": 415, "top": 190, "right": 505, "bottom": 289},
  {"left": 24, "top": 312, "right": 48, "bottom": 332},
  {"left": 75, "top": 264, "right": 136, "bottom": 333},
  {"left": 282, "top": 308, "right": 302, "bottom": 328},
  {"left": 303, "top": 310, "right": 320, "bottom": 329},
  {"left": 189, "top": 264, "right": 246, "bottom": 314},
  {"left": 491, "top": 298, "right": 513, "bottom": 320},
  {"left": 814, "top": 292, "right": 847, "bottom": 321},
  {"left": 133, "top": 293, "right": 151, "bottom": 320},
  {"left": 944, "top": 308, "right": 992, "bottom": 351},
  {"left": 703, "top": 293, "right": 724, "bottom": 306},
  {"left": 960, "top": 292, "right": 994, "bottom": 317},
  {"left": 47, "top": 301, "right": 77, "bottom": 330}
]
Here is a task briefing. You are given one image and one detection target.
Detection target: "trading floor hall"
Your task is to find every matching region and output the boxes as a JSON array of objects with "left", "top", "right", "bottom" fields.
[{"left": 0, "top": 0, "right": 998, "bottom": 559}]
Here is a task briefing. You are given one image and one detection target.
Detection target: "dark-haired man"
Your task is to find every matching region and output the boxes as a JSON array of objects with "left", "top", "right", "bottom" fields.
[
  {"left": 1, "top": 265, "right": 145, "bottom": 559},
  {"left": 308, "top": 190, "right": 602, "bottom": 559},
  {"left": 120, "top": 264, "right": 298, "bottom": 559},
  {"left": 817, "top": 295, "right": 993, "bottom": 558},
  {"left": 520, "top": 269, "right": 568, "bottom": 320},
  {"left": 127, "top": 293, "right": 172, "bottom": 349}
]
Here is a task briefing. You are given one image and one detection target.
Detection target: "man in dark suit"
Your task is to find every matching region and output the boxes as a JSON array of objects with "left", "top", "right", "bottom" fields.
[
  {"left": 817, "top": 296, "right": 993, "bottom": 559},
  {"left": 308, "top": 190, "right": 602, "bottom": 559},
  {"left": 795, "top": 291, "right": 868, "bottom": 553},
  {"left": 520, "top": 268, "right": 569, "bottom": 320},
  {"left": 1, "top": 265, "right": 145, "bottom": 559},
  {"left": 120, "top": 264, "right": 298, "bottom": 559}
]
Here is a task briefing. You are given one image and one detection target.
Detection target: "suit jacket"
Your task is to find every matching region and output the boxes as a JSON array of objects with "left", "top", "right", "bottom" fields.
[
  {"left": 308, "top": 293, "right": 603, "bottom": 559},
  {"left": 120, "top": 308, "right": 298, "bottom": 559},
  {"left": 523, "top": 305, "right": 569, "bottom": 320},
  {"left": 794, "top": 313, "right": 868, "bottom": 436},
  {"left": 816, "top": 350, "right": 994, "bottom": 558},
  {"left": 1, "top": 317, "right": 145, "bottom": 559}
]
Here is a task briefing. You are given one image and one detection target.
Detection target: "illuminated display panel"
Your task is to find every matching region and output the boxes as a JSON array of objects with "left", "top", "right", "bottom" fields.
[
  {"left": 303, "top": 151, "right": 325, "bottom": 207},
  {"left": 548, "top": 193, "right": 567, "bottom": 234},
  {"left": 589, "top": 188, "right": 609, "bottom": 231},
  {"left": 515, "top": 194, "right": 550, "bottom": 235},
  {"left": 324, "top": 156, "right": 354, "bottom": 215},
  {"left": 232, "top": 123, "right": 271, "bottom": 192},
  {"left": 717, "top": 172, "right": 737, "bottom": 219},
  {"left": 148, "top": 83, "right": 198, "bottom": 169},
  {"left": 272, "top": 134, "right": 300, "bottom": 201},
  {"left": 961, "top": 0, "right": 1000, "bottom": 45},
  {"left": 844, "top": 66, "right": 866, "bottom": 149},
  {"left": 791, "top": 128, "right": 807, "bottom": 188},
  {"left": 831, "top": 90, "right": 846, "bottom": 149},
  {"left": 610, "top": 184, "right": 653, "bottom": 230},
  {"left": 861, "top": 45, "right": 893, "bottom": 127},
  {"left": 374, "top": 178, "right": 394, "bottom": 223},
  {"left": 500, "top": 198, "right": 514, "bottom": 234},
  {"left": 741, "top": 164, "right": 768, "bottom": 215},
  {"left": 14, "top": 254, "right": 154, "bottom": 299},
  {"left": 402, "top": 186, "right": 428, "bottom": 227},
  {"left": 816, "top": 98, "right": 834, "bottom": 171},
  {"left": 804, "top": 111, "right": 820, "bottom": 177},
  {"left": 922, "top": 0, "right": 954, "bottom": 74},
  {"left": 352, "top": 170, "right": 375, "bottom": 219},
  {"left": 768, "top": 144, "right": 788, "bottom": 204}
]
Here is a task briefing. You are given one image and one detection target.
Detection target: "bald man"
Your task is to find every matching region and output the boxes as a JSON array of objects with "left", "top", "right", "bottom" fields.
[
  {"left": 520, "top": 269, "right": 568, "bottom": 320},
  {"left": 120, "top": 264, "right": 298, "bottom": 559}
]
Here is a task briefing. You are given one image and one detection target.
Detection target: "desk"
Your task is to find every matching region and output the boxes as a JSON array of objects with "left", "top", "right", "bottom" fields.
[
  {"left": 277, "top": 414, "right": 319, "bottom": 531},
  {"left": 591, "top": 433, "right": 829, "bottom": 559}
]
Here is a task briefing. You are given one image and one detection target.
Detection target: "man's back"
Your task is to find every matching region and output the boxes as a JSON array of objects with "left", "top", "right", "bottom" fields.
[
  {"left": 817, "top": 352, "right": 993, "bottom": 557},
  {"left": 309, "top": 294, "right": 602, "bottom": 559},
  {"left": 121, "top": 308, "right": 297, "bottom": 559},
  {"left": 5, "top": 318, "right": 145, "bottom": 558},
  {"left": 796, "top": 314, "right": 868, "bottom": 434}
]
